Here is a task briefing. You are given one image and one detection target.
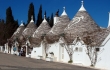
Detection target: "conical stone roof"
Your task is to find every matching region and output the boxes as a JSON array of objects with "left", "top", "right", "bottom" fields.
[
  {"left": 46, "top": 7, "right": 70, "bottom": 43},
  {"left": 64, "top": 2, "right": 100, "bottom": 42},
  {"left": 30, "top": 16, "right": 51, "bottom": 46},
  {"left": 49, "top": 7, "right": 70, "bottom": 35},
  {"left": 82, "top": 28, "right": 106, "bottom": 46},
  {"left": 32, "top": 16, "right": 51, "bottom": 38},
  {"left": 64, "top": 11, "right": 100, "bottom": 33},
  {"left": 22, "top": 19, "right": 37, "bottom": 38},
  {"left": 101, "top": 26, "right": 110, "bottom": 43},
  {"left": 49, "top": 15, "right": 70, "bottom": 35},
  {"left": 11, "top": 22, "right": 25, "bottom": 40}
]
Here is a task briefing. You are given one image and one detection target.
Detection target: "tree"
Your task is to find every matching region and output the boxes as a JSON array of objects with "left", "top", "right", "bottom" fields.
[
  {"left": 0, "top": 7, "right": 19, "bottom": 45},
  {"left": 0, "top": 19, "right": 5, "bottom": 45},
  {"left": 46, "top": 16, "right": 50, "bottom": 23},
  {"left": 0, "top": 19, "right": 1, "bottom": 22},
  {"left": 83, "top": 35, "right": 99, "bottom": 67},
  {"left": 6, "top": 7, "right": 14, "bottom": 24},
  {"left": 13, "top": 20, "right": 19, "bottom": 31},
  {"left": 36, "top": 5, "right": 42, "bottom": 27},
  {"left": 44, "top": 11, "right": 50, "bottom": 23},
  {"left": 23, "top": 22, "right": 26, "bottom": 27},
  {"left": 5, "top": 7, "right": 15, "bottom": 39},
  {"left": 27, "top": 2, "right": 35, "bottom": 25},
  {"left": 63, "top": 43, "right": 74, "bottom": 62},
  {"left": 49, "top": 13, "right": 53, "bottom": 27},
  {"left": 42, "top": 37, "right": 50, "bottom": 58},
  {"left": 5, "top": 7, "right": 19, "bottom": 44},
  {"left": 61, "top": 37, "right": 81, "bottom": 63}
]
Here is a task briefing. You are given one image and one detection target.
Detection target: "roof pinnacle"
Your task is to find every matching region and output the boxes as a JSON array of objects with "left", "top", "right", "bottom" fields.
[
  {"left": 21, "top": 20, "right": 23, "bottom": 23},
  {"left": 81, "top": 0, "right": 84, "bottom": 6},
  {"left": 61, "top": 6, "right": 67, "bottom": 16},
  {"left": 42, "top": 15, "right": 47, "bottom": 22},
  {"left": 20, "top": 20, "right": 24, "bottom": 26},
  {"left": 79, "top": 0, "right": 86, "bottom": 11},
  {"left": 30, "top": 15, "right": 34, "bottom": 22},
  {"left": 44, "top": 15, "right": 46, "bottom": 19},
  {"left": 108, "top": 12, "right": 110, "bottom": 27},
  {"left": 63, "top": 7, "right": 65, "bottom": 11}
]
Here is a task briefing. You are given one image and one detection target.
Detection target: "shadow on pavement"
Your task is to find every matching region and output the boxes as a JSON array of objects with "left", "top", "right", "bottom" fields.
[{"left": 0, "top": 65, "right": 99, "bottom": 70}]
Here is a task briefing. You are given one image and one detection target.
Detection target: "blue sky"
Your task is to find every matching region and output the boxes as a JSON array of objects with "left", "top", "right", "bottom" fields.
[{"left": 0, "top": 0, "right": 110, "bottom": 28}]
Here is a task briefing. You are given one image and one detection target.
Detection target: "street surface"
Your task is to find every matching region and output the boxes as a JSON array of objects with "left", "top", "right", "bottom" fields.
[{"left": 0, "top": 52, "right": 99, "bottom": 70}]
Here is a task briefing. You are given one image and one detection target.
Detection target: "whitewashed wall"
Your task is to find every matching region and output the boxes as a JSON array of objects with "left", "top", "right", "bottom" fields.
[
  {"left": 48, "top": 42, "right": 69, "bottom": 62},
  {"left": 15, "top": 42, "right": 19, "bottom": 55},
  {"left": 31, "top": 46, "right": 43, "bottom": 59},
  {"left": 96, "top": 33, "right": 110, "bottom": 70},
  {"left": 43, "top": 40, "right": 91, "bottom": 65},
  {"left": 48, "top": 43, "right": 60, "bottom": 61},
  {"left": 4, "top": 43, "right": 9, "bottom": 53},
  {"left": 30, "top": 39, "right": 91, "bottom": 66},
  {"left": 59, "top": 44, "right": 69, "bottom": 63},
  {"left": 0, "top": 46, "right": 3, "bottom": 52},
  {"left": 73, "top": 41, "right": 91, "bottom": 66},
  {"left": 11, "top": 46, "right": 14, "bottom": 54}
]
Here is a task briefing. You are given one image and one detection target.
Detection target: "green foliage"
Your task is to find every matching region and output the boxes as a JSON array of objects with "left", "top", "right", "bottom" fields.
[
  {"left": 5, "top": 7, "right": 18, "bottom": 40},
  {"left": 27, "top": 2, "right": 35, "bottom": 25},
  {"left": 0, "top": 20, "right": 5, "bottom": 45},
  {"left": 0, "top": 7, "right": 18, "bottom": 45},
  {"left": 49, "top": 52, "right": 54, "bottom": 55},
  {"left": 6, "top": 7, "right": 14, "bottom": 24},
  {"left": 46, "top": 17, "right": 50, "bottom": 23},
  {"left": 36, "top": 5, "right": 43, "bottom": 27},
  {"left": 68, "top": 60, "right": 73, "bottom": 63},
  {"left": 46, "top": 53, "right": 48, "bottom": 57},
  {"left": 0, "top": 3, "right": 56, "bottom": 46},
  {"left": 49, "top": 13, "right": 53, "bottom": 27},
  {"left": 90, "top": 64, "right": 95, "bottom": 67}
]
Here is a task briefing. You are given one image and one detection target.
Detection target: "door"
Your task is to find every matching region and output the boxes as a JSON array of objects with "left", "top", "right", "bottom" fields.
[
  {"left": 59, "top": 45, "right": 64, "bottom": 62},
  {"left": 73, "top": 47, "right": 83, "bottom": 64}
]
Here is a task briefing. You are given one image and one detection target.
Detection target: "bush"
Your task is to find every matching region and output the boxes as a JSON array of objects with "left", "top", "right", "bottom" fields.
[
  {"left": 49, "top": 52, "right": 54, "bottom": 55},
  {"left": 68, "top": 60, "right": 73, "bottom": 63},
  {"left": 46, "top": 53, "right": 48, "bottom": 57},
  {"left": 90, "top": 64, "right": 94, "bottom": 67}
]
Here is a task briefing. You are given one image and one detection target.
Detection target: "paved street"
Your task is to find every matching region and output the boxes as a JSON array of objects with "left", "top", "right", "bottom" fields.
[{"left": 0, "top": 52, "right": 99, "bottom": 70}]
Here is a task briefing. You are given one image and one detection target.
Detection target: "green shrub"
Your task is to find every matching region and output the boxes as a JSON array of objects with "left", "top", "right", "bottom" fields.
[
  {"left": 90, "top": 64, "right": 94, "bottom": 67},
  {"left": 68, "top": 60, "right": 73, "bottom": 63},
  {"left": 46, "top": 53, "right": 48, "bottom": 57},
  {"left": 49, "top": 52, "right": 54, "bottom": 55}
]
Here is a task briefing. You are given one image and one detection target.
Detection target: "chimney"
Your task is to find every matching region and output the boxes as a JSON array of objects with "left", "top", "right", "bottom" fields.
[
  {"left": 54, "top": 16, "right": 59, "bottom": 25},
  {"left": 54, "top": 10, "right": 59, "bottom": 25},
  {"left": 108, "top": 12, "right": 110, "bottom": 27}
]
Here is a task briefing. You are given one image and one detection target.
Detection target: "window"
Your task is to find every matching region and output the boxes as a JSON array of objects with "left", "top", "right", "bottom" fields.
[
  {"left": 75, "top": 47, "right": 78, "bottom": 52},
  {"left": 79, "top": 47, "right": 82, "bottom": 52},
  {"left": 34, "top": 51, "right": 36, "bottom": 53},
  {"left": 75, "top": 47, "right": 83, "bottom": 52},
  {"left": 96, "top": 48, "right": 100, "bottom": 52}
]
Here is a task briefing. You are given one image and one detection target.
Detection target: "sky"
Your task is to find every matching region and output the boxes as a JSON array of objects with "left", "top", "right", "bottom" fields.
[{"left": 0, "top": 0, "right": 110, "bottom": 28}]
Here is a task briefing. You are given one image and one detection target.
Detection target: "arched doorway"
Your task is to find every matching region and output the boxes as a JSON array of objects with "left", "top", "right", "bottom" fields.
[{"left": 21, "top": 46, "right": 26, "bottom": 56}]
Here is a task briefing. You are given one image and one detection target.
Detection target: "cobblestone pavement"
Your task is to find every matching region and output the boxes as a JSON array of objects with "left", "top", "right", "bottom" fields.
[{"left": 0, "top": 52, "right": 99, "bottom": 70}]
